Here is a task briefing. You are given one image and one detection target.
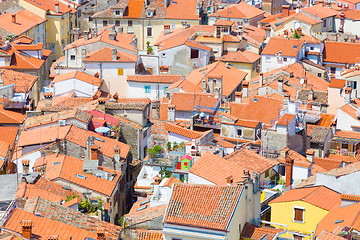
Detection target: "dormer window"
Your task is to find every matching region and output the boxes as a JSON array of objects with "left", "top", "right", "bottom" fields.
[
  {"left": 147, "top": 8, "right": 155, "bottom": 18},
  {"left": 115, "top": 10, "right": 121, "bottom": 15}
]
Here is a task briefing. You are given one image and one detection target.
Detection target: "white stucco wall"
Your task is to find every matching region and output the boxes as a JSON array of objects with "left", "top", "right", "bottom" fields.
[
  {"left": 14, "top": 150, "right": 42, "bottom": 173},
  {"left": 336, "top": 108, "right": 360, "bottom": 131},
  {"left": 127, "top": 81, "right": 172, "bottom": 100},
  {"left": 261, "top": 54, "right": 297, "bottom": 72},
  {"left": 315, "top": 171, "right": 360, "bottom": 194},
  {"left": 54, "top": 78, "right": 99, "bottom": 97}
]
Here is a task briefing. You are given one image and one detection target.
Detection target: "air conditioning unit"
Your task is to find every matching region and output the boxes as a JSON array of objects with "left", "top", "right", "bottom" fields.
[{"left": 58, "top": 120, "right": 66, "bottom": 126}]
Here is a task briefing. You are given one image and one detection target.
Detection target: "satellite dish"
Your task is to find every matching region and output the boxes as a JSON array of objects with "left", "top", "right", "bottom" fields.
[{"left": 300, "top": 78, "right": 305, "bottom": 84}]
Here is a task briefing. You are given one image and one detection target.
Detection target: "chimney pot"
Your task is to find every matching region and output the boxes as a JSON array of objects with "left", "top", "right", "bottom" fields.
[
  {"left": 285, "top": 156, "right": 294, "bottom": 188},
  {"left": 21, "top": 220, "right": 32, "bottom": 239},
  {"left": 90, "top": 145, "right": 99, "bottom": 160},
  {"left": 55, "top": 3, "right": 59, "bottom": 13},
  {"left": 226, "top": 176, "right": 233, "bottom": 185},
  {"left": 96, "top": 228, "right": 105, "bottom": 240},
  {"left": 12, "top": 14, "right": 16, "bottom": 23}
]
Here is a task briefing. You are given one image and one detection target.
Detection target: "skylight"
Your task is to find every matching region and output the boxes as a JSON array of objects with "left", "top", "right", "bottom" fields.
[
  {"left": 76, "top": 174, "right": 86, "bottom": 179},
  {"left": 137, "top": 205, "right": 148, "bottom": 211},
  {"left": 139, "top": 199, "right": 150, "bottom": 206},
  {"left": 293, "top": 45, "right": 298, "bottom": 48}
]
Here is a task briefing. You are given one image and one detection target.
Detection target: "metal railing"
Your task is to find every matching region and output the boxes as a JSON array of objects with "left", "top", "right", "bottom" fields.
[{"left": 0, "top": 201, "right": 16, "bottom": 229}]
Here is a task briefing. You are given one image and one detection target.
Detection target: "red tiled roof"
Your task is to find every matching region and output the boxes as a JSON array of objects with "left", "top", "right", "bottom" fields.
[
  {"left": 313, "top": 157, "right": 342, "bottom": 171},
  {"left": 213, "top": 19, "right": 234, "bottom": 26},
  {"left": 162, "top": 176, "right": 181, "bottom": 188},
  {"left": 52, "top": 71, "right": 103, "bottom": 87},
  {"left": 44, "top": 154, "right": 121, "bottom": 196},
  {"left": 262, "top": 38, "right": 304, "bottom": 57},
  {"left": 317, "top": 231, "right": 347, "bottom": 240},
  {"left": 340, "top": 193, "right": 360, "bottom": 201},
  {"left": 329, "top": 78, "right": 345, "bottom": 88},
  {"left": 315, "top": 202, "right": 360, "bottom": 236},
  {"left": 270, "top": 186, "right": 341, "bottom": 211},
  {"left": 209, "top": 2, "right": 265, "bottom": 19},
  {"left": 0, "top": 126, "right": 18, "bottom": 149},
  {"left": 165, "top": 123, "right": 202, "bottom": 139},
  {"left": 17, "top": 125, "right": 71, "bottom": 147},
  {"left": 165, "top": 78, "right": 203, "bottom": 94},
  {"left": 3, "top": 208, "right": 98, "bottom": 239},
  {"left": 323, "top": 41, "right": 360, "bottom": 64},
  {"left": 169, "top": 92, "right": 219, "bottom": 112},
  {"left": 83, "top": 47, "right": 137, "bottom": 62},
  {"left": 220, "top": 49, "right": 260, "bottom": 63},
  {"left": 0, "top": 69, "right": 38, "bottom": 93},
  {"left": 22, "top": 0, "right": 75, "bottom": 15},
  {"left": 137, "top": 230, "right": 163, "bottom": 240},
  {"left": 127, "top": 75, "right": 183, "bottom": 84},
  {"left": 278, "top": 148, "right": 311, "bottom": 168},
  {"left": 165, "top": 0, "right": 199, "bottom": 20},
  {"left": 0, "top": 105, "right": 25, "bottom": 124},
  {"left": 164, "top": 184, "right": 243, "bottom": 231},
  {"left": 240, "top": 222, "right": 283, "bottom": 240},
  {"left": 186, "top": 61, "right": 247, "bottom": 96},
  {"left": 277, "top": 113, "right": 295, "bottom": 125},
  {"left": 301, "top": 5, "right": 339, "bottom": 19},
  {"left": 0, "top": 10, "right": 46, "bottom": 36}
]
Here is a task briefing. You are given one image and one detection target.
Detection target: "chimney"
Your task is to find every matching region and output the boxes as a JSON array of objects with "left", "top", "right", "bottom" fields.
[
  {"left": 44, "top": 92, "right": 53, "bottom": 107},
  {"left": 12, "top": 14, "right": 16, "bottom": 24},
  {"left": 164, "top": 25, "right": 170, "bottom": 35},
  {"left": 214, "top": 87, "right": 221, "bottom": 98},
  {"left": 243, "top": 19, "right": 249, "bottom": 29},
  {"left": 308, "top": 88, "right": 314, "bottom": 101},
  {"left": 259, "top": 72, "right": 263, "bottom": 87},
  {"left": 108, "top": 32, "right": 116, "bottom": 41},
  {"left": 306, "top": 149, "right": 315, "bottom": 163},
  {"left": 285, "top": 155, "right": 294, "bottom": 188},
  {"left": 90, "top": 145, "right": 99, "bottom": 160},
  {"left": 21, "top": 220, "right": 32, "bottom": 239},
  {"left": 112, "top": 49, "right": 117, "bottom": 61},
  {"left": 345, "top": 87, "right": 352, "bottom": 103},
  {"left": 242, "top": 82, "right": 248, "bottom": 99},
  {"left": 55, "top": 3, "right": 59, "bottom": 13},
  {"left": 153, "top": 175, "right": 161, "bottom": 185},
  {"left": 113, "top": 92, "right": 119, "bottom": 100},
  {"left": 278, "top": 78, "right": 284, "bottom": 93},
  {"left": 90, "top": 27, "right": 98, "bottom": 39},
  {"left": 302, "top": 78, "right": 307, "bottom": 88},
  {"left": 96, "top": 228, "right": 105, "bottom": 240},
  {"left": 284, "top": 93, "right": 290, "bottom": 105},
  {"left": 283, "top": 5, "right": 290, "bottom": 16},
  {"left": 113, "top": 146, "right": 121, "bottom": 162},
  {"left": 94, "top": 72, "right": 100, "bottom": 78},
  {"left": 284, "top": 30, "right": 289, "bottom": 36},
  {"left": 226, "top": 176, "right": 233, "bottom": 186},
  {"left": 73, "top": 28, "right": 80, "bottom": 40},
  {"left": 235, "top": 92, "right": 242, "bottom": 103},
  {"left": 168, "top": 105, "right": 175, "bottom": 121},
  {"left": 151, "top": 100, "right": 160, "bottom": 119},
  {"left": 84, "top": 31, "right": 89, "bottom": 41},
  {"left": 242, "top": 170, "right": 250, "bottom": 183},
  {"left": 202, "top": 73, "right": 207, "bottom": 92},
  {"left": 296, "top": 5, "right": 300, "bottom": 13},
  {"left": 47, "top": 236, "right": 59, "bottom": 240}
]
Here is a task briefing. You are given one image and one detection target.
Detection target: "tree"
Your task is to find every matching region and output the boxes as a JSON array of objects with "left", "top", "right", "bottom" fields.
[
  {"left": 147, "top": 144, "right": 163, "bottom": 158},
  {"left": 293, "top": 30, "right": 301, "bottom": 39},
  {"left": 159, "top": 166, "right": 172, "bottom": 180},
  {"left": 173, "top": 141, "right": 178, "bottom": 150},
  {"left": 166, "top": 141, "right": 172, "bottom": 151}
]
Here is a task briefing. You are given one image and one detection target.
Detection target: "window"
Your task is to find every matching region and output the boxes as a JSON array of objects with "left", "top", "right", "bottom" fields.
[
  {"left": 237, "top": 129, "right": 242, "bottom": 136},
  {"left": 162, "top": 53, "right": 166, "bottom": 57},
  {"left": 145, "top": 86, "right": 150, "bottom": 93},
  {"left": 163, "top": 86, "right": 168, "bottom": 93},
  {"left": 265, "top": 169, "right": 269, "bottom": 177},
  {"left": 115, "top": 20, "right": 120, "bottom": 26},
  {"left": 143, "top": 130, "right": 147, "bottom": 138},
  {"left": 293, "top": 235, "right": 303, "bottom": 240},
  {"left": 283, "top": 57, "right": 287, "bottom": 62},
  {"left": 266, "top": 56, "right": 271, "bottom": 62},
  {"left": 70, "top": 55, "right": 75, "bottom": 60},
  {"left": 128, "top": 20, "right": 133, "bottom": 26},
  {"left": 318, "top": 73, "right": 322, "bottom": 77},
  {"left": 171, "top": 23, "right": 176, "bottom": 29},
  {"left": 103, "top": 20, "right": 108, "bottom": 26},
  {"left": 246, "top": 44, "right": 251, "bottom": 49},
  {"left": 115, "top": 10, "right": 121, "bottom": 15},
  {"left": 62, "top": 26, "right": 64, "bottom": 35},
  {"left": 147, "top": 27, "right": 152, "bottom": 37},
  {"left": 118, "top": 68, "right": 124, "bottom": 75},
  {"left": 342, "top": 143, "right": 348, "bottom": 149},
  {"left": 310, "top": 46, "right": 314, "bottom": 50},
  {"left": 323, "top": 19, "right": 327, "bottom": 28},
  {"left": 293, "top": 207, "right": 304, "bottom": 222},
  {"left": 331, "top": 67, "right": 336, "bottom": 74},
  {"left": 88, "top": 17, "right": 92, "bottom": 22},
  {"left": 190, "top": 49, "right": 199, "bottom": 59}
]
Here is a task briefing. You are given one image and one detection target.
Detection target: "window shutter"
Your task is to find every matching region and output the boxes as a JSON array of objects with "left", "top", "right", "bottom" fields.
[
  {"left": 118, "top": 68, "right": 123, "bottom": 75},
  {"left": 294, "top": 208, "right": 303, "bottom": 221}
]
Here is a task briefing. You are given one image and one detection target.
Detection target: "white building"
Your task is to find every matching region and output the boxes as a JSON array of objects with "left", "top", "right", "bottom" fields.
[
  {"left": 83, "top": 47, "right": 137, "bottom": 95},
  {"left": 261, "top": 38, "right": 305, "bottom": 72},
  {"left": 126, "top": 75, "right": 183, "bottom": 100},
  {"left": 52, "top": 71, "right": 103, "bottom": 97},
  {"left": 335, "top": 10, "right": 360, "bottom": 36}
]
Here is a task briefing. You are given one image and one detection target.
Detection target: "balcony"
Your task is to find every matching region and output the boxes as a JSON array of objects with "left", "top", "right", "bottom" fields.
[{"left": 329, "top": 148, "right": 356, "bottom": 157}]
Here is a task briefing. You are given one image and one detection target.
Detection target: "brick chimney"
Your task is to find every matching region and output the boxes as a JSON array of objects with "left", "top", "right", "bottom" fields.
[
  {"left": 12, "top": 14, "right": 16, "bottom": 24},
  {"left": 278, "top": 78, "right": 284, "bottom": 93},
  {"left": 283, "top": 5, "right": 290, "bottom": 16},
  {"left": 259, "top": 72, "right": 264, "bottom": 87},
  {"left": 345, "top": 87, "right": 352, "bottom": 103},
  {"left": 164, "top": 24, "right": 170, "bottom": 35},
  {"left": 306, "top": 149, "right": 315, "bottom": 163},
  {"left": 296, "top": 27, "right": 303, "bottom": 36},
  {"left": 242, "top": 82, "right": 248, "bottom": 99},
  {"left": 285, "top": 156, "right": 294, "bottom": 188},
  {"left": 112, "top": 48, "right": 117, "bottom": 61},
  {"left": 235, "top": 92, "right": 242, "bottom": 103},
  {"left": 47, "top": 236, "right": 59, "bottom": 240},
  {"left": 21, "top": 220, "right": 32, "bottom": 239},
  {"left": 90, "top": 145, "right": 99, "bottom": 160},
  {"left": 96, "top": 228, "right": 105, "bottom": 240},
  {"left": 153, "top": 175, "right": 161, "bottom": 185},
  {"left": 226, "top": 176, "right": 233, "bottom": 185}
]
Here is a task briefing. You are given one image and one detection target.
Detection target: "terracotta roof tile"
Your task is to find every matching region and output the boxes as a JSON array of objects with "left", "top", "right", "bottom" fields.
[
  {"left": 65, "top": 125, "right": 130, "bottom": 159},
  {"left": 162, "top": 176, "right": 181, "bottom": 188},
  {"left": 137, "top": 230, "right": 163, "bottom": 240},
  {"left": 186, "top": 61, "right": 247, "bottom": 96},
  {"left": 83, "top": 47, "right": 137, "bottom": 62},
  {"left": 125, "top": 201, "right": 167, "bottom": 225},
  {"left": 0, "top": 10, "right": 46, "bottom": 36},
  {"left": 0, "top": 69, "right": 38, "bottom": 93},
  {"left": 52, "top": 71, "right": 103, "bottom": 87},
  {"left": 17, "top": 125, "right": 71, "bottom": 147},
  {"left": 220, "top": 49, "right": 260, "bottom": 63},
  {"left": 165, "top": 78, "right": 203, "bottom": 93},
  {"left": 317, "top": 230, "right": 346, "bottom": 240},
  {"left": 127, "top": 75, "right": 183, "bottom": 83},
  {"left": 170, "top": 92, "right": 219, "bottom": 112},
  {"left": 92, "top": 0, "right": 145, "bottom": 19},
  {"left": 329, "top": 78, "right": 346, "bottom": 88},
  {"left": 213, "top": 19, "right": 234, "bottom": 26},
  {"left": 278, "top": 148, "right": 311, "bottom": 168},
  {"left": 22, "top": 0, "right": 75, "bottom": 15},
  {"left": 340, "top": 193, "right": 360, "bottom": 201},
  {"left": 270, "top": 186, "right": 341, "bottom": 211},
  {"left": 165, "top": 0, "right": 199, "bottom": 20},
  {"left": 15, "top": 177, "right": 80, "bottom": 204},
  {"left": 0, "top": 126, "right": 18, "bottom": 149},
  {"left": 164, "top": 184, "right": 243, "bottom": 231},
  {"left": 0, "top": 105, "right": 25, "bottom": 124},
  {"left": 262, "top": 38, "right": 304, "bottom": 57},
  {"left": 43, "top": 154, "right": 121, "bottom": 196},
  {"left": 313, "top": 157, "right": 342, "bottom": 171},
  {"left": 324, "top": 41, "right": 360, "bottom": 64},
  {"left": 3, "top": 208, "right": 98, "bottom": 239},
  {"left": 277, "top": 113, "right": 295, "bottom": 125},
  {"left": 165, "top": 123, "right": 202, "bottom": 139},
  {"left": 208, "top": 2, "right": 265, "bottom": 19},
  {"left": 301, "top": 5, "right": 339, "bottom": 19},
  {"left": 240, "top": 222, "right": 283, "bottom": 240},
  {"left": 315, "top": 202, "right": 360, "bottom": 236}
]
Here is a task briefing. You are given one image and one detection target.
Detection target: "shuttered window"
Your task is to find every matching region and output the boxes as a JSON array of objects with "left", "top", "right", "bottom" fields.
[
  {"left": 294, "top": 208, "right": 304, "bottom": 222},
  {"left": 118, "top": 68, "right": 123, "bottom": 75}
]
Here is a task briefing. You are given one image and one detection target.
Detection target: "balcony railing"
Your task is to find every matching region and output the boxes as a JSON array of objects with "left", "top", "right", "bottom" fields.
[{"left": 329, "top": 149, "right": 356, "bottom": 157}]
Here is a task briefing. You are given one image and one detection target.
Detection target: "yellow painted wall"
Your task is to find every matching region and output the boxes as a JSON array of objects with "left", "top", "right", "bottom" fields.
[
  {"left": 231, "top": 62, "right": 259, "bottom": 81},
  {"left": 269, "top": 200, "right": 329, "bottom": 239}
]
